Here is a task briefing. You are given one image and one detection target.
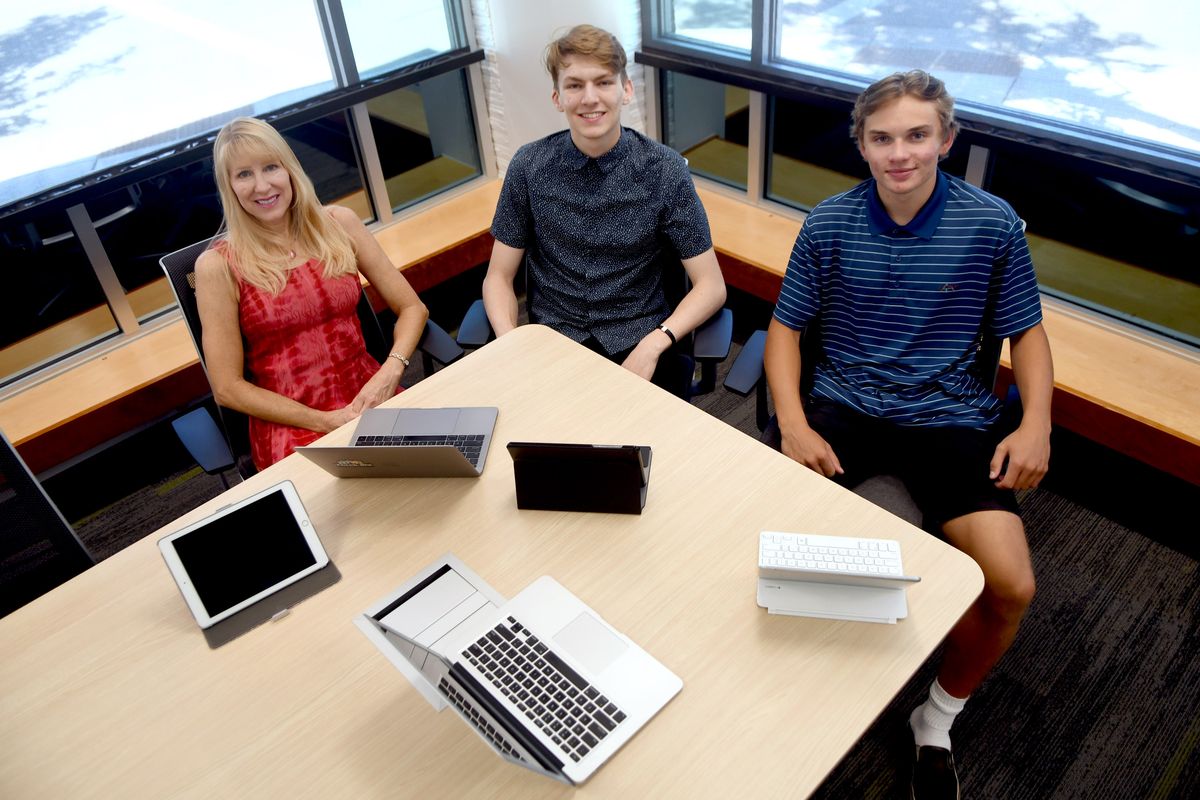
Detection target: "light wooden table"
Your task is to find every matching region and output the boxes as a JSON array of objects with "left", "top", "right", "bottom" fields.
[{"left": 0, "top": 326, "right": 983, "bottom": 798}]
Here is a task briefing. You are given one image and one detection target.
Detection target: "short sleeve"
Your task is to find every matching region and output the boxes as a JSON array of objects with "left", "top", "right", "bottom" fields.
[
  {"left": 658, "top": 154, "right": 713, "bottom": 260},
  {"left": 772, "top": 221, "right": 822, "bottom": 331},
  {"left": 988, "top": 217, "right": 1043, "bottom": 339},
  {"left": 491, "top": 149, "right": 533, "bottom": 249}
]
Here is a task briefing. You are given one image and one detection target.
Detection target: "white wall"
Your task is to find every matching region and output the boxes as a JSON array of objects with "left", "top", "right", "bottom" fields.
[{"left": 471, "top": 0, "right": 645, "bottom": 171}]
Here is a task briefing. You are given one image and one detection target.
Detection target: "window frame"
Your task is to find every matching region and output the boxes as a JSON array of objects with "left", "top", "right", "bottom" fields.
[{"left": 638, "top": 2, "right": 1200, "bottom": 189}]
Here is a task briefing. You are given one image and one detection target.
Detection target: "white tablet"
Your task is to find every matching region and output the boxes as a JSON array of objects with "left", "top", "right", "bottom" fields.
[{"left": 158, "top": 480, "right": 329, "bottom": 629}]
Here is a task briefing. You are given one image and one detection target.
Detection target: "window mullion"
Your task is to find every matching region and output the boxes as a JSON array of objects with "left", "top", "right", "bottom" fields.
[
  {"left": 747, "top": 91, "right": 767, "bottom": 201},
  {"left": 66, "top": 204, "right": 138, "bottom": 335}
]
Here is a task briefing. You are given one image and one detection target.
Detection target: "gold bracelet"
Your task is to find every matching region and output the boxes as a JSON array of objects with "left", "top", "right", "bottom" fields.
[{"left": 388, "top": 352, "right": 410, "bottom": 367}]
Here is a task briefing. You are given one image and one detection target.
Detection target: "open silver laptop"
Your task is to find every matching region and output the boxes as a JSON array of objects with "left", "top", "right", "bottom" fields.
[
  {"left": 296, "top": 406, "right": 498, "bottom": 477},
  {"left": 362, "top": 558, "right": 682, "bottom": 784}
]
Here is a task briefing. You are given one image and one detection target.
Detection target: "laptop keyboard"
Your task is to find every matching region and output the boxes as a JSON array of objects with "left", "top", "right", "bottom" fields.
[
  {"left": 437, "top": 676, "right": 526, "bottom": 763},
  {"left": 464, "top": 616, "right": 627, "bottom": 763},
  {"left": 353, "top": 434, "right": 485, "bottom": 467}
]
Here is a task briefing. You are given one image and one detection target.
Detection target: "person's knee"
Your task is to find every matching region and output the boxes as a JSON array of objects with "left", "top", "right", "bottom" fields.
[{"left": 983, "top": 566, "right": 1035, "bottom": 622}]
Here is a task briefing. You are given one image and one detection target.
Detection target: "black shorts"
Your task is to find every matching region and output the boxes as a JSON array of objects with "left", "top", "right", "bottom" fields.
[{"left": 785, "top": 400, "right": 1020, "bottom": 531}]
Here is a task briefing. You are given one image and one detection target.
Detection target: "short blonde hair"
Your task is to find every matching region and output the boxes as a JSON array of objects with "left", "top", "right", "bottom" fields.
[
  {"left": 544, "top": 24, "right": 628, "bottom": 88},
  {"left": 211, "top": 117, "right": 356, "bottom": 294},
  {"left": 851, "top": 70, "right": 959, "bottom": 147}
]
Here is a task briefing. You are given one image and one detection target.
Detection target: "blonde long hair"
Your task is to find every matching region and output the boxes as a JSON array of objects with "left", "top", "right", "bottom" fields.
[{"left": 211, "top": 117, "right": 356, "bottom": 294}]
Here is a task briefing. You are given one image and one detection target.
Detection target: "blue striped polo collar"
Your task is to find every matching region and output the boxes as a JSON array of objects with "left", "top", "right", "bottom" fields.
[{"left": 866, "top": 169, "right": 949, "bottom": 239}]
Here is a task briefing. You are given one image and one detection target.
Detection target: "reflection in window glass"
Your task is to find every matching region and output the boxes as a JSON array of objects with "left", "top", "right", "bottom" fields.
[
  {"left": 668, "top": 0, "right": 752, "bottom": 52},
  {"left": 279, "top": 113, "right": 370, "bottom": 215},
  {"left": 0, "top": 1, "right": 334, "bottom": 209},
  {"left": 662, "top": 72, "right": 749, "bottom": 190},
  {"left": 94, "top": 161, "right": 224, "bottom": 324},
  {"left": 0, "top": 209, "right": 118, "bottom": 384},
  {"left": 342, "top": 0, "right": 455, "bottom": 79},
  {"left": 988, "top": 148, "right": 1200, "bottom": 345},
  {"left": 777, "top": 0, "right": 1200, "bottom": 157},
  {"left": 365, "top": 71, "right": 482, "bottom": 212},
  {"left": 767, "top": 96, "right": 869, "bottom": 210}
]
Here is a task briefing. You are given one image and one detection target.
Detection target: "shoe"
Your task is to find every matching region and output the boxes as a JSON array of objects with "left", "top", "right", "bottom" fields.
[{"left": 911, "top": 743, "right": 960, "bottom": 800}]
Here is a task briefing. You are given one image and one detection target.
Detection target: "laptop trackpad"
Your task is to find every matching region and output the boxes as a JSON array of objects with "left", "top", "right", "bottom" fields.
[
  {"left": 392, "top": 408, "right": 460, "bottom": 435},
  {"left": 553, "top": 611, "right": 628, "bottom": 675}
]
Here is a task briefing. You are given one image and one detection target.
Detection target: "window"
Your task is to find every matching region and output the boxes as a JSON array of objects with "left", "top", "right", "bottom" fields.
[
  {"left": 987, "top": 144, "right": 1200, "bottom": 346},
  {"left": 663, "top": 0, "right": 751, "bottom": 53},
  {"left": 767, "top": 94, "right": 866, "bottom": 210},
  {"left": 774, "top": 1, "right": 1200, "bottom": 161},
  {"left": 365, "top": 70, "right": 483, "bottom": 212},
  {"left": 342, "top": 0, "right": 458, "bottom": 79},
  {"left": 661, "top": 71, "right": 749, "bottom": 190},
  {"left": 0, "top": 2, "right": 486, "bottom": 387},
  {"left": 0, "top": 2, "right": 335, "bottom": 209},
  {"left": 0, "top": 207, "right": 119, "bottom": 381}
]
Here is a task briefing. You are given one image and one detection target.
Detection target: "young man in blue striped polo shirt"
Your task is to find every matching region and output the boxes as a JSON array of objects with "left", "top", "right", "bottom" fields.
[{"left": 764, "top": 70, "right": 1054, "bottom": 799}]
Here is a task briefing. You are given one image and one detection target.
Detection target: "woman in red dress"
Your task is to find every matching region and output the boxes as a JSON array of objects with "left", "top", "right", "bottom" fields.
[{"left": 195, "top": 117, "right": 428, "bottom": 470}]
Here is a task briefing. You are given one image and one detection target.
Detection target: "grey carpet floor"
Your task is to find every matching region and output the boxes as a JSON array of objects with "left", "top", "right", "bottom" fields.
[{"left": 75, "top": 336, "right": 1200, "bottom": 799}]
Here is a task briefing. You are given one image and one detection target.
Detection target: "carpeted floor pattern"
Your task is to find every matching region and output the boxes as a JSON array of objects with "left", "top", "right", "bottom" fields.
[{"left": 69, "top": 323, "right": 1200, "bottom": 799}]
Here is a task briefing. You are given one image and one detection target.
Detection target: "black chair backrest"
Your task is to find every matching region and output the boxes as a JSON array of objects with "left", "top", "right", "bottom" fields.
[
  {"left": 355, "top": 291, "right": 391, "bottom": 364},
  {"left": 160, "top": 236, "right": 215, "bottom": 360},
  {"left": 1, "top": 430, "right": 93, "bottom": 618},
  {"left": 160, "top": 237, "right": 252, "bottom": 465}
]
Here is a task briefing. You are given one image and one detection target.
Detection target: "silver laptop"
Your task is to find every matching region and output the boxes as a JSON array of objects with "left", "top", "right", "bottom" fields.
[
  {"left": 364, "top": 559, "right": 682, "bottom": 784},
  {"left": 296, "top": 407, "right": 498, "bottom": 477}
]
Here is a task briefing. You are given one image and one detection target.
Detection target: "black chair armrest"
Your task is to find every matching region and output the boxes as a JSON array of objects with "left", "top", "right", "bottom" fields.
[
  {"left": 724, "top": 329, "right": 766, "bottom": 396},
  {"left": 418, "top": 319, "right": 464, "bottom": 369},
  {"left": 693, "top": 308, "right": 733, "bottom": 362},
  {"left": 457, "top": 299, "right": 493, "bottom": 348}
]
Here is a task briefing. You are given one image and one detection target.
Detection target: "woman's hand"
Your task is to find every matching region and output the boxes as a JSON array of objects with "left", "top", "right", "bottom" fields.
[{"left": 349, "top": 360, "right": 404, "bottom": 413}]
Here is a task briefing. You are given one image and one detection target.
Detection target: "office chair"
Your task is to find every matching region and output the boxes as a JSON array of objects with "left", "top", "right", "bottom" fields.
[
  {"left": 724, "top": 321, "right": 1016, "bottom": 527},
  {"left": 160, "top": 236, "right": 465, "bottom": 479},
  {"left": 456, "top": 260, "right": 733, "bottom": 400},
  {"left": 1, "top": 429, "right": 94, "bottom": 618}
]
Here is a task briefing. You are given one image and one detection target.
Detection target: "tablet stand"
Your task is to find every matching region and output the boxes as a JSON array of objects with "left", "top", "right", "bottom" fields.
[
  {"left": 513, "top": 450, "right": 651, "bottom": 515},
  {"left": 204, "top": 561, "right": 341, "bottom": 648}
]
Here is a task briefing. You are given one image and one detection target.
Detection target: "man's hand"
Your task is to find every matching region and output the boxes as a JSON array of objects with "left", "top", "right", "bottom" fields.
[
  {"left": 780, "top": 422, "right": 844, "bottom": 478},
  {"left": 989, "top": 421, "right": 1050, "bottom": 490},
  {"left": 620, "top": 329, "right": 671, "bottom": 381}
]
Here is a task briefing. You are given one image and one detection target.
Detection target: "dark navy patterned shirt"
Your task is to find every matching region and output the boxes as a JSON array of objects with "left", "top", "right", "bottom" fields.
[
  {"left": 773, "top": 171, "right": 1043, "bottom": 429},
  {"left": 491, "top": 127, "right": 713, "bottom": 355}
]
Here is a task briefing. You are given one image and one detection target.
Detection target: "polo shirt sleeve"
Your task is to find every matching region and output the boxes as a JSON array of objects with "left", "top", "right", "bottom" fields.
[
  {"left": 989, "top": 216, "right": 1043, "bottom": 339},
  {"left": 772, "top": 220, "right": 822, "bottom": 331},
  {"left": 659, "top": 154, "right": 713, "bottom": 260},
  {"left": 491, "top": 148, "right": 533, "bottom": 249}
]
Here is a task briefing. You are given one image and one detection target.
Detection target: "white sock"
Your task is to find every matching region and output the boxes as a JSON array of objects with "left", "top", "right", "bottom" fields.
[{"left": 909, "top": 678, "right": 968, "bottom": 751}]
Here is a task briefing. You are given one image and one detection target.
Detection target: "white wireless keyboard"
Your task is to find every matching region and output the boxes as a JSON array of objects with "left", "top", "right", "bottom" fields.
[{"left": 758, "top": 531, "right": 920, "bottom": 590}]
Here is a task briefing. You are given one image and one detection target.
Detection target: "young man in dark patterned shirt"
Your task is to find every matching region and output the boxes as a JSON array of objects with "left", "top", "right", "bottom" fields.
[
  {"left": 483, "top": 24, "right": 726, "bottom": 390},
  {"left": 765, "top": 71, "right": 1054, "bottom": 800}
]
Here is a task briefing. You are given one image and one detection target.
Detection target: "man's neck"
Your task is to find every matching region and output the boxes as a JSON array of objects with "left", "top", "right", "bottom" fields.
[
  {"left": 878, "top": 180, "right": 936, "bottom": 227},
  {"left": 570, "top": 128, "right": 622, "bottom": 159}
]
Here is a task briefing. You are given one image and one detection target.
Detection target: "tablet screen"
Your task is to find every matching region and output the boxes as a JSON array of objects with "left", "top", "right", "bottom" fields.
[{"left": 172, "top": 489, "right": 317, "bottom": 617}]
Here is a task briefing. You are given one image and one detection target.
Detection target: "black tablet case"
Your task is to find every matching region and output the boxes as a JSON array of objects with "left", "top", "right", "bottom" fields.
[{"left": 508, "top": 443, "right": 651, "bottom": 515}]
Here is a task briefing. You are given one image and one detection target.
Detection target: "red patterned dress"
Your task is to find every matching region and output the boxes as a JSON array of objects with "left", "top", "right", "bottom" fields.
[{"left": 232, "top": 256, "right": 385, "bottom": 469}]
